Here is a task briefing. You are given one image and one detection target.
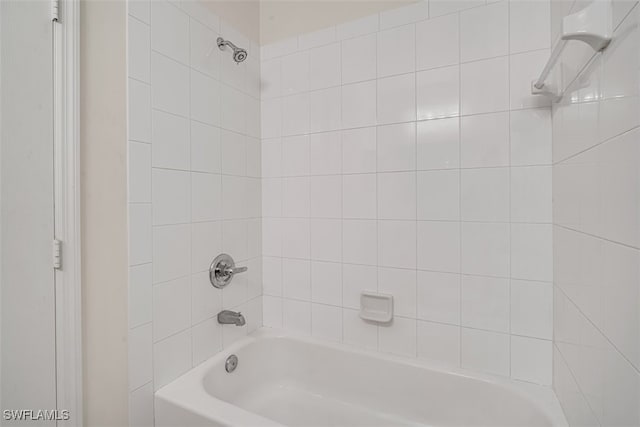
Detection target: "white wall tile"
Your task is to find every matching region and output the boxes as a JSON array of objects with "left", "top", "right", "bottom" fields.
[
  {"left": 343, "top": 264, "right": 377, "bottom": 308},
  {"left": 189, "top": 19, "right": 220, "bottom": 79},
  {"left": 152, "top": 110, "right": 189, "bottom": 170},
  {"left": 129, "top": 0, "right": 150, "bottom": 24},
  {"left": 151, "top": 52, "right": 189, "bottom": 117},
  {"left": 192, "top": 317, "right": 222, "bottom": 365},
  {"left": 342, "top": 127, "right": 377, "bottom": 173},
  {"left": 129, "top": 264, "right": 152, "bottom": 328},
  {"left": 510, "top": 50, "right": 551, "bottom": 110},
  {"left": 282, "top": 177, "right": 310, "bottom": 218},
  {"left": 263, "top": 295, "right": 283, "bottom": 328},
  {"left": 417, "top": 270, "right": 460, "bottom": 324},
  {"left": 461, "top": 56, "right": 509, "bottom": 115},
  {"left": 312, "top": 304, "right": 342, "bottom": 342},
  {"left": 377, "top": 73, "right": 416, "bottom": 125},
  {"left": 310, "top": 176, "right": 341, "bottom": 219},
  {"left": 129, "top": 204, "right": 153, "bottom": 265},
  {"left": 192, "top": 172, "right": 222, "bottom": 222},
  {"left": 128, "top": 16, "right": 150, "bottom": 83},
  {"left": 460, "top": 112, "right": 510, "bottom": 168},
  {"left": 309, "top": 87, "right": 342, "bottom": 132},
  {"left": 129, "top": 324, "right": 153, "bottom": 391},
  {"left": 510, "top": 108, "right": 552, "bottom": 166},
  {"left": 281, "top": 51, "right": 309, "bottom": 95},
  {"left": 282, "top": 258, "right": 311, "bottom": 300},
  {"left": 342, "top": 81, "right": 377, "bottom": 128},
  {"left": 417, "top": 221, "right": 460, "bottom": 273},
  {"left": 282, "top": 93, "right": 310, "bottom": 136},
  {"left": 377, "top": 24, "right": 415, "bottom": 78},
  {"left": 511, "top": 336, "right": 552, "bottom": 385},
  {"left": 378, "top": 172, "right": 416, "bottom": 220},
  {"left": 343, "top": 308, "right": 378, "bottom": 350},
  {"left": 191, "top": 70, "right": 220, "bottom": 126},
  {"left": 461, "top": 167, "right": 510, "bottom": 222},
  {"left": 343, "top": 220, "right": 378, "bottom": 265},
  {"left": 310, "top": 219, "right": 342, "bottom": 262},
  {"left": 379, "top": 316, "right": 416, "bottom": 357},
  {"left": 153, "top": 224, "right": 191, "bottom": 283},
  {"left": 129, "top": 382, "right": 154, "bottom": 427},
  {"left": 129, "top": 79, "right": 152, "bottom": 142},
  {"left": 511, "top": 223, "right": 552, "bottom": 281},
  {"left": 153, "top": 276, "right": 191, "bottom": 341},
  {"left": 417, "top": 321, "right": 460, "bottom": 366},
  {"left": 378, "top": 220, "right": 417, "bottom": 269},
  {"left": 417, "top": 170, "right": 460, "bottom": 220},
  {"left": 461, "top": 328, "right": 510, "bottom": 376},
  {"left": 283, "top": 299, "right": 311, "bottom": 335},
  {"left": 417, "top": 66, "right": 460, "bottom": 120},
  {"left": 191, "top": 270, "right": 222, "bottom": 325},
  {"left": 416, "top": 13, "right": 459, "bottom": 71},
  {"left": 510, "top": 166, "right": 552, "bottom": 223},
  {"left": 461, "top": 275, "right": 510, "bottom": 332},
  {"left": 129, "top": 142, "right": 152, "bottom": 203},
  {"left": 311, "top": 261, "right": 342, "bottom": 305},
  {"left": 460, "top": 1, "right": 508, "bottom": 62},
  {"left": 190, "top": 121, "right": 221, "bottom": 174},
  {"left": 153, "top": 329, "right": 191, "bottom": 389},
  {"left": 342, "top": 33, "right": 377, "bottom": 84},
  {"left": 377, "top": 120, "right": 417, "bottom": 172},
  {"left": 261, "top": 99, "right": 282, "bottom": 139},
  {"left": 417, "top": 117, "right": 459, "bottom": 170},
  {"left": 281, "top": 135, "right": 309, "bottom": 177},
  {"left": 509, "top": 0, "right": 551, "bottom": 54},
  {"left": 152, "top": 169, "right": 191, "bottom": 225},
  {"left": 378, "top": 267, "right": 416, "bottom": 318},
  {"left": 461, "top": 222, "right": 510, "bottom": 277},
  {"left": 300, "top": 26, "right": 337, "bottom": 50},
  {"left": 309, "top": 43, "right": 342, "bottom": 90},
  {"left": 151, "top": 0, "right": 189, "bottom": 64},
  {"left": 511, "top": 280, "right": 552, "bottom": 339},
  {"left": 310, "top": 131, "right": 342, "bottom": 175},
  {"left": 343, "top": 174, "right": 376, "bottom": 219}
]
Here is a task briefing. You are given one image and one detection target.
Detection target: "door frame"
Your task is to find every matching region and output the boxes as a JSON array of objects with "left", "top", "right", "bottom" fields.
[{"left": 53, "top": 0, "right": 82, "bottom": 424}]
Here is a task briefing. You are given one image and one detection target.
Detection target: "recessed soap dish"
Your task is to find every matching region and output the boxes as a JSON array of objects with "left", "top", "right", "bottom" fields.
[{"left": 359, "top": 291, "right": 393, "bottom": 323}]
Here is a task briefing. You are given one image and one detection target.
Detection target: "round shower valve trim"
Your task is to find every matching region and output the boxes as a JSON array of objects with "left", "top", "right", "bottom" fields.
[{"left": 210, "top": 253, "right": 248, "bottom": 289}]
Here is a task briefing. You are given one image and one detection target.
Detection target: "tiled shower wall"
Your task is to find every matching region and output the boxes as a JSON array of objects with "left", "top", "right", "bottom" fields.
[
  {"left": 551, "top": 0, "right": 640, "bottom": 425},
  {"left": 260, "top": 0, "right": 554, "bottom": 385},
  {"left": 126, "top": 1, "right": 262, "bottom": 424}
]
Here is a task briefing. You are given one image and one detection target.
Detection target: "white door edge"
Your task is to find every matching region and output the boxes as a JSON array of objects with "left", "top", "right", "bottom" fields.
[{"left": 53, "top": 0, "right": 82, "bottom": 424}]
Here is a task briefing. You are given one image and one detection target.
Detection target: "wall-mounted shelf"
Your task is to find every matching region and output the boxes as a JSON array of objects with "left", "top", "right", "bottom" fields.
[{"left": 532, "top": 0, "right": 612, "bottom": 101}]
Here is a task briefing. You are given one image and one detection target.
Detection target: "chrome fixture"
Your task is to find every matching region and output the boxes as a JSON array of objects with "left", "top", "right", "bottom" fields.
[
  {"left": 210, "top": 253, "right": 248, "bottom": 289},
  {"left": 217, "top": 37, "right": 247, "bottom": 63},
  {"left": 225, "top": 354, "right": 238, "bottom": 373},
  {"left": 218, "top": 310, "right": 246, "bottom": 326}
]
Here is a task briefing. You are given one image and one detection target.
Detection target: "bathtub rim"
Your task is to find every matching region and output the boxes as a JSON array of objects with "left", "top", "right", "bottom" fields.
[{"left": 155, "top": 327, "right": 568, "bottom": 427}]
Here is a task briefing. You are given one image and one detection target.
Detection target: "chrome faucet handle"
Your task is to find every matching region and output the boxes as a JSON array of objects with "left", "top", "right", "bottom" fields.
[
  {"left": 210, "top": 254, "right": 248, "bottom": 289},
  {"left": 223, "top": 265, "right": 248, "bottom": 276}
]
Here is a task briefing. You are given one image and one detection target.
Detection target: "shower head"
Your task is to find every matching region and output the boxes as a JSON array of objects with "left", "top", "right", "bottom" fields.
[{"left": 217, "top": 37, "right": 247, "bottom": 63}]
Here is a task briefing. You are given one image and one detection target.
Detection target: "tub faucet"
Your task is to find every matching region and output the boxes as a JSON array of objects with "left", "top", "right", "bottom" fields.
[{"left": 217, "top": 310, "right": 246, "bottom": 326}]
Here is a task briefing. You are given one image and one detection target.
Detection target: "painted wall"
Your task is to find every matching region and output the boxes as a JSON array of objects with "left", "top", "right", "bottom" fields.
[
  {"left": 126, "top": 0, "right": 262, "bottom": 423},
  {"left": 81, "top": 0, "right": 129, "bottom": 425},
  {"left": 551, "top": 0, "right": 640, "bottom": 425},
  {"left": 260, "top": 0, "right": 555, "bottom": 385}
]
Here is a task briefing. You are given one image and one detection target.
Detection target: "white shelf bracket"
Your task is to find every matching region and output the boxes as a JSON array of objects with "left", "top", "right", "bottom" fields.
[{"left": 532, "top": 0, "right": 612, "bottom": 99}]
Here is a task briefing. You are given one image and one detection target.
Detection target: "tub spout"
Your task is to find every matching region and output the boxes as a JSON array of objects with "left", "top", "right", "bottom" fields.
[{"left": 217, "top": 310, "right": 246, "bottom": 326}]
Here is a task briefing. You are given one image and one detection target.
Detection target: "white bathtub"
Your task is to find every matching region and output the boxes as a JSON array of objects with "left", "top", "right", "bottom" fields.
[{"left": 155, "top": 329, "right": 567, "bottom": 427}]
